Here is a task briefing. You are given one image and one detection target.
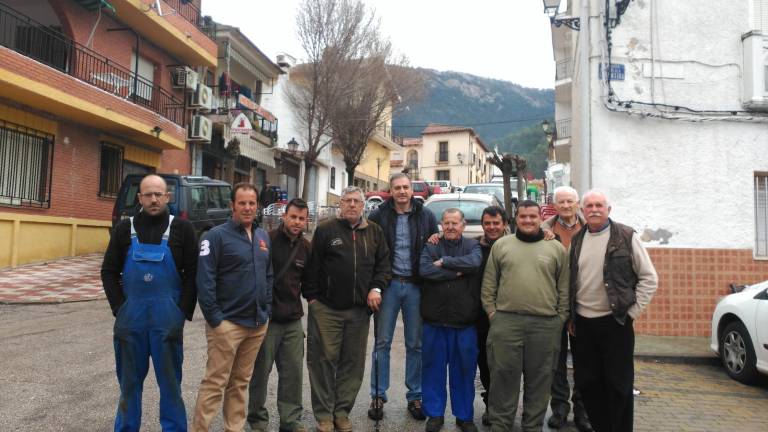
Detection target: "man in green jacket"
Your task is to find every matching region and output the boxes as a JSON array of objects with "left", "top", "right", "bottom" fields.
[
  {"left": 481, "top": 200, "right": 569, "bottom": 432},
  {"left": 303, "top": 186, "right": 390, "bottom": 432}
]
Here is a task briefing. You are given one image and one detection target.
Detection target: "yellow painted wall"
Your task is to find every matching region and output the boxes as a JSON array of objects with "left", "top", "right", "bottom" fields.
[
  {"left": 357, "top": 141, "right": 391, "bottom": 188},
  {"left": 0, "top": 213, "right": 111, "bottom": 269},
  {"left": 0, "top": 220, "right": 13, "bottom": 268},
  {"left": 76, "top": 226, "right": 111, "bottom": 255}
]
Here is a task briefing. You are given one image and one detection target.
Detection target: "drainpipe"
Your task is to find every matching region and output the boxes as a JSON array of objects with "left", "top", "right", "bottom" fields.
[{"left": 578, "top": 0, "right": 592, "bottom": 191}]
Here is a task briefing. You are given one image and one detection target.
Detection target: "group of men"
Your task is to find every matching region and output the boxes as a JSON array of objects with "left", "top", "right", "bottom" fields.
[{"left": 101, "top": 173, "right": 658, "bottom": 432}]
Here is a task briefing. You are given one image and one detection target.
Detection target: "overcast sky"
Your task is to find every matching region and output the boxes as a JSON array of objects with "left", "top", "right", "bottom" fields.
[{"left": 201, "top": 0, "right": 555, "bottom": 89}]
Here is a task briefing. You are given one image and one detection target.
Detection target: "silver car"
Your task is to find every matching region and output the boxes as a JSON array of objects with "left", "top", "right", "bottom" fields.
[{"left": 424, "top": 193, "right": 504, "bottom": 238}]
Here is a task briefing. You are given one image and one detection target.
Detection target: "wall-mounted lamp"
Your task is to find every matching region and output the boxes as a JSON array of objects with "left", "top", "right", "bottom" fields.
[
  {"left": 542, "top": 0, "right": 580, "bottom": 30},
  {"left": 457, "top": 152, "right": 464, "bottom": 164},
  {"left": 152, "top": 126, "right": 163, "bottom": 138}
]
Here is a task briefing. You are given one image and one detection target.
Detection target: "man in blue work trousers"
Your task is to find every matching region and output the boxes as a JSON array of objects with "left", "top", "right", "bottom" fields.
[{"left": 101, "top": 174, "right": 198, "bottom": 432}]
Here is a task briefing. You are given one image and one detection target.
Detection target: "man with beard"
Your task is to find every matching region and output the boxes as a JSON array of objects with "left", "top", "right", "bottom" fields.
[
  {"left": 101, "top": 174, "right": 198, "bottom": 432},
  {"left": 247, "top": 198, "right": 312, "bottom": 432},
  {"left": 482, "top": 200, "right": 569, "bottom": 432}
]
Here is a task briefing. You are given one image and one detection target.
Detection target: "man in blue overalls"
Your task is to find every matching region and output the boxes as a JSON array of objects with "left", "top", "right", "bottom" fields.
[{"left": 102, "top": 174, "right": 198, "bottom": 432}]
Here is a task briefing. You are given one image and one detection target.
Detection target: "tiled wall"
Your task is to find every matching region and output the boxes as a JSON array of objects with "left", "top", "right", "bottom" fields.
[{"left": 635, "top": 248, "right": 768, "bottom": 337}]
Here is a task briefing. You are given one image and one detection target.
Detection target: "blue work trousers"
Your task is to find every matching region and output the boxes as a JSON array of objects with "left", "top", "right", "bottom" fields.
[
  {"left": 421, "top": 323, "right": 478, "bottom": 422},
  {"left": 370, "top": 279, "right": 422, "bottom": 402}
]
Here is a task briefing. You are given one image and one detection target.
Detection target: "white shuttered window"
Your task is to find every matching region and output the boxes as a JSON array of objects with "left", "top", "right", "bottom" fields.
[{"left": 755, "top": 173, "right": 768, "bottom": 256}]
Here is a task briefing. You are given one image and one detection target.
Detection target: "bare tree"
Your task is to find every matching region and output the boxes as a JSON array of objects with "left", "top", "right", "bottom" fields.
[
  {"left": 289, "top": 0, "right": 385, "bottom": 199},
  {"left": 330, "top": 54, "right": 424, "bottom": 186}
]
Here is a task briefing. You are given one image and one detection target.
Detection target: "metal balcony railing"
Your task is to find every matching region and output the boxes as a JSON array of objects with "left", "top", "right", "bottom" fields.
[
  {"left": 162, "top": 0, "right": 215, "bottom": 40},
  {"left": 0, "top": 3, "right": 185, "bottom": 126},
  {"left": 556, "top": 118, "right": 571, "bottom": 139},
  {"left": 556, "top": 58, "right": 572, "bottom": 81},
  {"left": 435, "top": 151, "right": 449, "bottom": 163}
]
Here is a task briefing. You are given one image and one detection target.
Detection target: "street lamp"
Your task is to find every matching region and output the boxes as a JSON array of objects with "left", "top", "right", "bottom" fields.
[
  {"left": 376, "top": 156, "right": 382, "bottom": 190},
  {"left": 287, "top": 137, "right": 299, "bottom": 154},
  {"left": 542, "top": 0, "right": 580, "bottom": 30},
  {"left": 541, "top": 119, "right": 557, "bottom": 162},
  {"left": 457, "top": 152, "right": 464, "bottom": 164}
]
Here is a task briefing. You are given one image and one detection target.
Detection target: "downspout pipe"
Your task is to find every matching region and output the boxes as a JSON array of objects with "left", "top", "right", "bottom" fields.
[{"left": 578, "top": 0, "right": 592, "bottom": 191}]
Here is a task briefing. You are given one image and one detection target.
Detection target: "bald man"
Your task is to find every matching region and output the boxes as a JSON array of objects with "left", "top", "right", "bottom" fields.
[{"left": 102, "top": 174, "right": 198, "bottom": 432}]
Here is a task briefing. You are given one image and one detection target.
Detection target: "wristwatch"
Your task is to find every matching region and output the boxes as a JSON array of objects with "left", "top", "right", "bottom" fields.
[{"left": 372, "top": 288, "right": 382, "bottom": 293}]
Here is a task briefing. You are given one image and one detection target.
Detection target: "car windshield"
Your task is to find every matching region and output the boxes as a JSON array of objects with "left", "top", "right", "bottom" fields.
[
  {"left": 463, "top": 185, "right": 504, "bottom": 203},
  {"left": 412, "top": 183, "right": 425, "bottom": 192},
  {"left": 123, "top": 180, "right": 178, "bottom": 207},
  {"left": 426, "top": 199, "right": 489, "bottom": 225}
]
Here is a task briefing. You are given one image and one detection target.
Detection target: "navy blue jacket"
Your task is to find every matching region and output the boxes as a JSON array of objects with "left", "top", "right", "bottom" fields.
[
  {"left": 419, "top": 236, "right": 482, "bottom": 327},
  {"left": 196, "top": 219, "right": 273, "bottom": 328},
  {"left": 368, "top": 198, "right": 439, "bottom": 282}
]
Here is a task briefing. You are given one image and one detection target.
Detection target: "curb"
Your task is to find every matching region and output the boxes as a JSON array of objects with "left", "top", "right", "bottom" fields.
[
  {"left": 635, "top": 353, "right": 720, "bottom": 366},
  {"left": 0, "top": 296, "right": 106, "bottom": 305}
]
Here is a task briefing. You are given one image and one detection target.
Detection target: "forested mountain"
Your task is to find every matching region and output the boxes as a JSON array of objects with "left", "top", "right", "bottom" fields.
[{"left": 392, "top": 69, "right": 554, "bottom": 177}]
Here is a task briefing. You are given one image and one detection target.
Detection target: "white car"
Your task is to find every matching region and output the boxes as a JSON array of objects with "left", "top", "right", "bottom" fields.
[
  {"left": 710, "top": 281, "right": 768, "bottom": 384},
  {"left": 424, "top": 193, "right": 504, "bottom": 238}
]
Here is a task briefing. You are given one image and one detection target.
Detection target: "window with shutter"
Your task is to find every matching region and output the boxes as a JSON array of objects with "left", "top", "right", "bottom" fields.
[
  {"left": 754, "top": 173, "right": 768, "bottom": 257},
  {"left": 752, "top": 0, "right": 768, "bottom": 31}
]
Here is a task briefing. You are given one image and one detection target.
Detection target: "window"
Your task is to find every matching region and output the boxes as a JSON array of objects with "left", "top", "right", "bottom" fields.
[
  {"left": 130, "top": 52, "right": 155, "bottom": 101},
  {"left": 408, "top": 150, "right": 419, "bottom": 170},
  {"left": 189, "top": 187, "right": 206, "bottom": 210},
  {"left": 436, "top": 170, "right": 450, "bottom": 181},
  {"left": 207, "top": 186, "right": 224, "bottom": 209},
  {"left": 0, "top": 120, "right": 54, "bottom": 208},
  {"left": 755, "top": 173, "right": 768, "bottom": 256},
  {"left": 438, "top": 141, "right": 448, "bottom": 162},
  {"left": 331, "top": 167, "right": 336, "bottom": 189},
  {"left": 99, "top": 143, "right": 123, "bottom": 198}
]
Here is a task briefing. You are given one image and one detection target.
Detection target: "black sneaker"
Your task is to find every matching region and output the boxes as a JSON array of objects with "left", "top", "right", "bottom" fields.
[
  {"left": 425, "top": 416, "right": 444, "bottom": 432},
  {"left": 456, "top": 419, "right": 478, "bottom": 432},
  {"left": 547, "top": 410, "right": 567, "bottom": 429},
  {"left": 407, "top": 400, "right": 426, "bottom": 420},
  {"left": 574, "top": 414, "right": 594, "bottom": 432},
  {"left": 367, "top": 397, "right": 384, "bottom": 420}
]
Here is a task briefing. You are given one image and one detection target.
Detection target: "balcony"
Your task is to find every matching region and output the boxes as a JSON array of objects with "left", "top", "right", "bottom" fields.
[
  {"left": 0, "top": 3, "right": 184, "bottom": 126},
  {"left": 434, "top": 151, "right": 450, "bottom": 164},
  {"left": 556, "top": 58, "right": 572, "bottom": 81},
  {"left": 555, "top": 118, "right": 571, "bottom": 139},
  {"left": 162, "top": 0, "right": 213, "bottom": 37}
]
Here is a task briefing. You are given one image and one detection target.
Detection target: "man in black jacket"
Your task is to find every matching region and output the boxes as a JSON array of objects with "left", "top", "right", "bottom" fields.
[
  {"left": 419, "top": 208, "right": 482, "bottom": 432},
  {"left": 247, "top": 198, "right": 312, "bottom": 432},
  {"left": 304, "top": 186, "right": 390, "bottom": 432},
  {"left": 101, "top": 174, "right": 197, "bottom": 432},
  {"left": 366, "top": 173, "right": 438, "bottom": 421}
]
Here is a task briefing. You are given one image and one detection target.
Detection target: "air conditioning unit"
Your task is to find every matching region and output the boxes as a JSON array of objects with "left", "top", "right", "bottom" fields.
[
  {"left": 742, "top": 31, "right": 768, "bottom": 111},
  {"left": 188, "top": 115, "right": 212, "bottom": 142},
  {"left": 172, "top": 66, "right": 198, "bottom": 90},
  {"left": 188, "top": 83, "right": 213, "bottom": 110}
]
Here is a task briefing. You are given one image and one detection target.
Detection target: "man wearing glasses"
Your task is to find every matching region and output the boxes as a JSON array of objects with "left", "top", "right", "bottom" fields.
[
  {"left": 303, "top": 186, "right": 390, "bottom": 432},
  {"left": 101, "top": 174, "right": 198, "bottom": 431}
]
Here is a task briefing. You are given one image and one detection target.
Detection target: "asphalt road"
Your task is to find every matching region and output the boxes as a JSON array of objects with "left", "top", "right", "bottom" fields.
[{"left": 2, "top": 300, "right": 767, "bottom": 431}]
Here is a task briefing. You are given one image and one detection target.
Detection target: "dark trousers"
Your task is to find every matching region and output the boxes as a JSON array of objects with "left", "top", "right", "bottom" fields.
[
  {"left": 550, "top": 326, "right": 587, "bottom": 417},
  {"left": 572, "top": 314, "right": 635, "bottom": 432},
  {"left": 476, "top": 314, "right": 490, "bottom": 405}
]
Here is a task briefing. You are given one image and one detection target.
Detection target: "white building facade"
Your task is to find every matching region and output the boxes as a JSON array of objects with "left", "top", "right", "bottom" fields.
[{"left": 546, "top": 0, "right": 768, "bottom": 336}]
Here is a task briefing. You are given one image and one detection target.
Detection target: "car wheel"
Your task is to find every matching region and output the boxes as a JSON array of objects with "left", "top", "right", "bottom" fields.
[{"left": 720, "top": 321, "right": 759, "bottom": 384}]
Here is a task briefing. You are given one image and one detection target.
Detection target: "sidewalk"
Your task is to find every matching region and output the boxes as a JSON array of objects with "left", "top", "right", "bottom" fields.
[
  {"left": 0, "top": 254, "right": 104, "bottom": 304},
  {"left": 0, "top": 254, "right": 718, "bottom": 364}
]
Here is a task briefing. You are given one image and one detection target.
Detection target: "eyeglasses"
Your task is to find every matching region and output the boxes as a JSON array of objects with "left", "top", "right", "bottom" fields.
[
  {"left": 139, "top": 192, "right": 167, "bottom": 199},
  {"left": 341, "top": 198, "right": 363, "bottom": 205}
]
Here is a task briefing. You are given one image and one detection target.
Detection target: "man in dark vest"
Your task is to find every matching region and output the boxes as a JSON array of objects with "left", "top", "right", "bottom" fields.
[{"left": 569, "top": 190, "right": 658, "bottom": 432}]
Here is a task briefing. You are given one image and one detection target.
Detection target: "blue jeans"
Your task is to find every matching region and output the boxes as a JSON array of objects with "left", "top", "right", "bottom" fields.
[{"left": 370, "top": 279, "right": 422, "bottom": 402}]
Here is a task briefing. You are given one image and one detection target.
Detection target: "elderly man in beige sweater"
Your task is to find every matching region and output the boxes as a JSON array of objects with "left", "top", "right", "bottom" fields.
[{"left": 569, "top": 190, "right": 658, "bottom": 432}]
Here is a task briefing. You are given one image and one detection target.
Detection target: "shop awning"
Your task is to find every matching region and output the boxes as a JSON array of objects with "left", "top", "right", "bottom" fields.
[
  {"left": 232, "top": 132, "right": 275, "bottom": 168},
  {"left": 73, "top": 0, "right": 116, "bottom": 13}
]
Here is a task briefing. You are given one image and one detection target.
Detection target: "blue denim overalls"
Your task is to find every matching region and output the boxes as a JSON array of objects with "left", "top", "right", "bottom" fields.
[{"left": 113, "top": 215, "right": 187, "bottom": 431}]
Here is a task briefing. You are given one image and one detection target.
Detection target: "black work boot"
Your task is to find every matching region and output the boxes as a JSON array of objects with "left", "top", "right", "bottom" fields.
[
  {"left": 425, "top": 416, "right": 444, "bottom": 432},
  {"left": 547, "top": 407, "right": 570, "bottom": 429},
  {"left": 407, "top": 400, "right": 426, "bottom": 420},
  {"left": 367, "top": 397, "right": 384, "bottom": 421},
  {"left": 456, "top": 419, "right": 478, "bottom": 432},
  {"left": 574, "top": 412, "right": 594, "bottom": 432}
]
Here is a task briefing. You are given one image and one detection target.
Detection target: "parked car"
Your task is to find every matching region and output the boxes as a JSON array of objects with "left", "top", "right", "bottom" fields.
[
  {"left": 112, "top": 174, "right": 232, "bottom": 239},
  {"left": 426, "top": 180, "right": 452, "bottom": 194},
  {"left": 710, "top": 281, "right": 768, "bottom": 384},
  {"left": 365, "top": 189, "right": 391, "bottom": 203},
  {"left": 424, "top": 193, "right": 504, "bottom": 238},
  {"left": 412, "top": 180, "right": 435, "bottom": 201},
  {"left": 462, "top": 183, "right": 519, "bottom": 217}
]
